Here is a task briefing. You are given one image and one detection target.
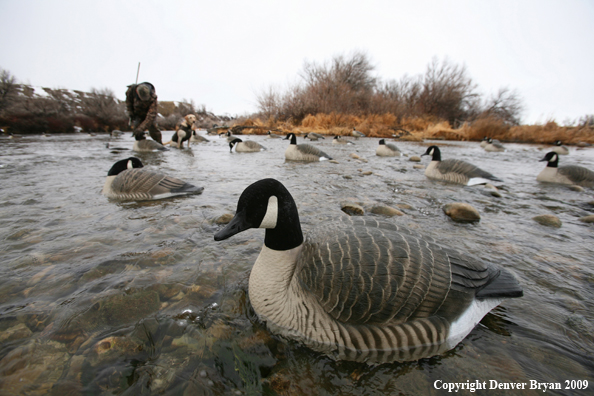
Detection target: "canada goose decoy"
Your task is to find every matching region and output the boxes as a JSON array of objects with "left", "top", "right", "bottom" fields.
[
  {"left": 214, "top": 178, "right": 523, "bottom": 363},
  {"left": 267, "top": 130, "right": 281, "bottom": 139},
  {"left": 352, "top": 128, "right": 365, "bottom": 138},
  {"left": 303, "top": 132, "right": 325, "bottom": 141},
  {"left": 190, "top": 130, "right": 209, "bottom": 143},
  {"left": 220, "top": 130, "right": 237, "bottom": 143},
  {"left": 102, "top": 157, "right": 203, "bottom": 200},
  {"left": 479, "top": 137, "right": 489, "bottom": 148},
  {"left": 284, "top": 133, "right": 332, "bottom": 162},
  {"left": 332, "top": 135, "right": 355, "bottom": 145},
  {"left": 376, "top": 139, "right": 401, "bottom": 157},
  {"left": 552, "top": 140, "right": 569, "bottom": 155},
  {"left": 537, "top": 152, "right": 594, "bottom": 187},
  {"left": 133, "top": 134, "right": 167, "bottom": 152},
  {"left": 229, "top": 138, "right": 266, "bottom": 152},
  {"left": 484, "top": 138, "right": 506, "bottom": 152},
  {"left": 422, "top": 145, "right": 503, "bottom": 185},
  {"left": 110, "top": 130, "right": 123, "bottom": 137}
]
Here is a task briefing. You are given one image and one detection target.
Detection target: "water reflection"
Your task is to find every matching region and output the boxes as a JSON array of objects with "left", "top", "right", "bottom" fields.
[{"left": 0, "top": 132, "right": 593, "bottom": 395}]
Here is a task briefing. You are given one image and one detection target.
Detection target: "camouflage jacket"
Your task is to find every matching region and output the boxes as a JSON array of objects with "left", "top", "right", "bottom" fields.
[{"left": 125, "top": 82, "right": 158, "bottom": 132}]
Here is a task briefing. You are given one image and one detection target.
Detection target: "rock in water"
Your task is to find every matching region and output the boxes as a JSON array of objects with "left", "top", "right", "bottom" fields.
[{"left": 443, "top": 203, "right": 481, "bottom": 223}]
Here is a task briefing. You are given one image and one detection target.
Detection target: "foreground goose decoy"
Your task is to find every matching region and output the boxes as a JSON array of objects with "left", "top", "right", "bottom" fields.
[
  {"left": 422, "top": 145, "right": 503, "bottom": 185},
  {"left": 229, "top": 138, "right": 266, "bottom": 152},
  {"left": 214, "top": 178, "right": 523, "bottom": 363},
  {"left": 133, "top": 134, "right": 167, "bottom": 152},
  {"left": 537, "top": 152, "right": 594, "bottom": 187},
  {"left": 376, "top": 139, "right": 401, "bottom": 157},
  {"left": 352, "top": 128, "right": 365, "bottom": 138},
  {"left": 552, "top": 140, "right": 569, "bottom": 155},
  {"left": 303, "top": 132, "right": 325, "bottom": 141},
  {"left": 102, "top": 157, "right": 203, "bottom": 200},
  {"left": 284, "top": 133, "right": 332, "bottom": 162},
  {"left": 484, "top": 138, "right": 506, "bottom": 152}
]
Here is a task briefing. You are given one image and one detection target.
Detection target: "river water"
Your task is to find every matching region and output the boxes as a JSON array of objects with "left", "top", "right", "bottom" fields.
[{"left": 0, "top": 131, "right": 593, "bottom": 395}]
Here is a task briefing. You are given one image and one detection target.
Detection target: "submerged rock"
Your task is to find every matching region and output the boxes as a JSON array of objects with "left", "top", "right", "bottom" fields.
[
  {"left": 215, "top": 213, "right": 234, "bottom": 224},
  {"left": 443, "top": 203, "right": 481, "bottom": 223},
  {"left": 533, "top": 214, "right": 562, "bottom": 228},
  {"left": 409, "top": 156, "right": 422, "bottom": 162},
  {"left": 340, "top": 201, "right": 364, "bottom": 216},
  {"left": 578, "top": 215, "right": 594, "bottom": 223},
  {"left": 370, "top": 205, "right": 404, "bottom": 217}
]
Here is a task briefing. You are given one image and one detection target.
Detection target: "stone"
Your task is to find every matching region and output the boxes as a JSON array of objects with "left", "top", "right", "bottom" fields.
[
  {"left": 569, "top": 185, "right": 584, "bottom": 192},
  {"left": 532, "top": 214, "right": 562, "bottom": 228},
  {"left": 340, "top": 201, "right": 364, "bottom": 216},
  {"left": 0, "top": 323, "right": 32, "bottom": 343},
  {"left": 409, "top": 156, "right": 421, "bottom": 162},
  {"left": 215, "top": 213, "right": 234, "bottom": 224},
  {"left": 413, "top": 164, "right": 425, "bottom": 169},
  {"left": 578, "top": 215, "right": 594, "bottom": 223},
  {"left": 443, "top": 203, "right": 481, "bottom": 223},
  {"left": 370, "top": 205, "right": 404, "bottom": 217}
]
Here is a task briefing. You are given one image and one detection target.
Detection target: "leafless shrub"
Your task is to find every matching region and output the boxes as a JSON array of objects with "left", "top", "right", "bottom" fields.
[{"left": 479, "top": 87, "right": 523, "bottom": 126}]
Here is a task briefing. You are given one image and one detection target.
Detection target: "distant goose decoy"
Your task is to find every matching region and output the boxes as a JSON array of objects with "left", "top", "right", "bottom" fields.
[
  {"left": 267, "top": 130, "right": 281, "bottom": 139},
  {"left": 332, "top": 135, "right": 354, "bottom": 145},
  {"left": 376, "top": 139, "right": 401, "bottom": 157},
  {"left": 303, "top": 133, "right": 325, "bottom": 141},
  {"left": 552, "top": 140, "right": 569, "bottom": 155},
  {"left": 133, "top": 134, "right": 167, "bottom": 152},
  {"left": 102, "top": 157, "right": 203, "bottom": 200},
  {"left": 214, "top": 178, "right": 523, "bottom": 363},
  {"left": 284, "top": 133, "right": 332, "bottom": 162},
  {"left": 537, "top": 152, "right": 594, "bottom": 187},
  {"left": 484, "top": 138, "right": 506, "bottom": 152},
  {"left": 422, "top": 145, "right": 503, "bottom": 185},
  {"left": 352, "top": 128, "right": 365, "bottom": 138},
  {"left": 220, "top": 130, "right": 238, "bottom": 143},
  {"left": 190, "top": 130, "right": 209, "bottom": 143},
  {"left": 479, "top": 137, "right": 489, "bottom": 148},
  {"left": 229, "top": 138, "right": 266, "bottom": 152}
]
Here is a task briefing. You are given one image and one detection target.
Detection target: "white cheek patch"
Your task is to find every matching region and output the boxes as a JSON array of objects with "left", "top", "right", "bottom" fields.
[
  {"left": 127, "top": 160, "right": 133, "bottom": 169},
  {"left": 259, "top": 196, "right": 278, "bottom": 229}
]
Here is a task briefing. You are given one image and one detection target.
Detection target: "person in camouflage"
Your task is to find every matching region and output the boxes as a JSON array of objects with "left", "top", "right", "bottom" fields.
[{"left": 125, "top": 82, "right": 163, "bottom": 144}]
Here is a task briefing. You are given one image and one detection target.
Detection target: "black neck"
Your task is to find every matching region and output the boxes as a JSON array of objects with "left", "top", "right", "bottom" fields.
[{"left": 264, "top": 192, "right": 303, "bottom": 251}]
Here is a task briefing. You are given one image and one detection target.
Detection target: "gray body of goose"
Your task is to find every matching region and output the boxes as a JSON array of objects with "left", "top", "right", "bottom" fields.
[
  {"left": 284, "top": 133, "right": 332, "bottom": 162},
  {"left": 352, "top": 128, "right": 365, "bottom": 138},
  {"left": 229, "top": 138, "right": 266, "bottom": 152},
  {"left": 102, "top": 157, "right": 203, "bottom": 201},
  {"left": 304, "top": 133, "right": 325, "bottom": 141},
  {"left": 422, "top": 145, "right": 503, "bottom": 185},
  {"left": 552, "top": 140, "right": 569, "bottom": 155},
  {"left": 376, "top": 139, "right": 401, "bottom": 157},
  {"left": 133, "top": 135, "right": 167, "bottom": 152},
  {"left": 537, "top": 151, "right": 594, "bottom": 187},
  {"left": 267, "top": 130, "right": 281, "bottom": 139},
  {"left": 484, "top": 138, "right": 505, "bottom": 152},
  {"left": 190, "top": 131, "right": 209, "bottom": 143},
  {"left": 214, "top": 179, "right": 522, "bottom": 363},
  {"left": 332, "top": 135, "right": 354, "bottom": 145}
]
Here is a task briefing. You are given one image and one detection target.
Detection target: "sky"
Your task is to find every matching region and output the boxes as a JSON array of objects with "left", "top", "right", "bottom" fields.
[{"left": 1, "top": 0, "right": 593, "bottom": 124}]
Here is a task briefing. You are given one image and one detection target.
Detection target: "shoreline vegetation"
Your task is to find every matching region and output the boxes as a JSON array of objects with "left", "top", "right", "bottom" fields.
[{"left": 1, "top": 53, "right": 593, "bottom": 145}]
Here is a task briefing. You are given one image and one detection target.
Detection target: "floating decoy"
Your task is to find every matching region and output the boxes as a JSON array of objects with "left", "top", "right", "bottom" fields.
[
  {"left": 267, "top": 130, "right": 281, "bottom": 139},
  {"left": 284, "top": 133, "right": 332, "bottom": 162},
  {"left": 422, "top": 145, "right": 502, "bottom": 185},
  {"left": 133, "top": 134, "right": 167, "bottom": 152},
  {"left": 552, "top": 140, "right": 569, "bottom": 155},
  {"left": 352, "top": 128, "right": 365, "bottom": 138},
  {"left": 220, "top": 130, "right": 238, "bottom": 143},
  {"left": 214, "top": 178, "right": 523, "bottom": 363},
  {"left": 479, "top": 137, "right": 489, "bottom": 148},
  {"left": 304, "top": 133, "right": 325, "bottom": 141},
  {"left": 102, "top": 157, "right": 203, "bottom": 200},
  {"left": 229, "top": 138, "right": 266, "bottom": 152},
  {"left": 332, "top": 135, "right": 355, "bottom": 145},
  {"left": 537, "top": 152, "right": 594, "bottom": 187},
  {"left": 190, "top": 131, "right": 209, "bottom": 143},
  {"left": 484, "top": 138, "right": 506, "bottom": 152},
  {"left": 376, "top": 139, "right": 401, "bottom": 157}
]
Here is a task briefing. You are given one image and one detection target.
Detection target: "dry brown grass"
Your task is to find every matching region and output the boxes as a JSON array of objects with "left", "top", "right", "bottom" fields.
[{"left": 231, "top": 113, "right": 594, "bottom": 144}]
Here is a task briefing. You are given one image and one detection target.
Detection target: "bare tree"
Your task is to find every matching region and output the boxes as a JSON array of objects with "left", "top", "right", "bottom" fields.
[
  {"left": 481, "top": 87, "right": 523, "bottom": 125},
  {"left": 0, "top": 68, "right": 18, "bottom": 115}
]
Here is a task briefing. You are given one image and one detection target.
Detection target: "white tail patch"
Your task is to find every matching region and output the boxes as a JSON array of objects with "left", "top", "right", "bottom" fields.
[{"left": 259, "top": 196, "right": 278, "bottom": 229}]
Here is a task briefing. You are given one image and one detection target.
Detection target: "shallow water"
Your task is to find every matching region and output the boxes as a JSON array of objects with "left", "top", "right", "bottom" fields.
[{"left": 0, "top": 131, "right": 593, "bottom": 395}]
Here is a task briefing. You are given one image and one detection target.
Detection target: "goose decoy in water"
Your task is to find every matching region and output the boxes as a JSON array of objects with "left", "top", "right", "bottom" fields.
[
  {"left": 303, "top": 132, "right": 325, "bottom": 141},
  {"left": 484, "top": 138, "right": 505, "bottom": 152},
  {"left": 214, "top": 178, "right": 523, "bottom": 363},
  {"left": 102, "top": 157, "right": 203, "bottom": 200},
  {"left": 376, "top": 139, "right": 401, "bottom": 157},
  {"left": 190, "top": 130, "right": 209, "bottom": 143},
  {"left": 267, "top": 130, "right": 281, "bottom": 139},
  {"left": 552, "top": 140, "right": 569, "bottom": 155},
  {"left": 422, "top": 145, "right": 503, "bottom": 185},
  {"left": 229, "top": 138, "right": 266, "bottom": 152},
  {"left": 352, "top": 128, "right": 365, "bottom": 138},
  {"left": 479, "top": 137, "right": 489, "bottom": 148},
  {"left": 284, "top": 133, "right": 332, "bottom": 162},
  {"left": 332, "top": 135, "right": 355, "bottom": 145},
  {"left": 537, "top": 152, "right": 594, "bottom": 187},
  {"left": 133, "top": 134, "right": 167, "bottom": 152},
  {"left": 220, "top": 130, "right": 238, "bottom": 143}
]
